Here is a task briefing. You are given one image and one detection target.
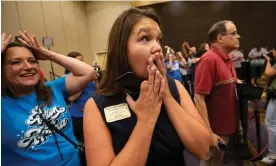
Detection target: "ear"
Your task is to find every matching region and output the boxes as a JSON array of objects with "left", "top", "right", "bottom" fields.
[{"left": 217, "top": 34, "right": 224, "bottom": 43}]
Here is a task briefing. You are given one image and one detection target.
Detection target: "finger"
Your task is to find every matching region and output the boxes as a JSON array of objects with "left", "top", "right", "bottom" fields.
[
  {"left": 30, "top": 35, "right": 36, "bottom": 46},
  {"left": 158, "top": 79, "right": 165, "bottom": 99},
  {"left": 148, "top": 56, "right": 156, "bottom": 67},
  {"left": 215, "top": 144, "right": 220, "bottom": 152},
  {"left": 139, "top": 80, "right": 148, "bottom": 99},
  {"left": 23, "top": 31, "right": 33, "bottom": 45},
  {"left": 2, "top": 33, "right": 6, "bottom": 41},
  {"left": 153, "top": 70, "right": 161, "bottom": 95},
  {"left": 147, "top": 64, "right": 156, "bottom": 94},
  {"left": 218, "top": 137, "right": 226, "bottom": 144},
  {"left": 156, "top": 53, "right": 165, "bottom": 76},
  {"left": 33, "top": 35, "right": 40, "bottom": 47},
  {"left": 126, "top": 94, "right": 136, "bottom": 111},
  {"left": 7, "top": 34, "right": 12, "bottom": 43},
  {"left": 18, "top": 38, "right": 30, "bottom": 47},
  {"left": 19, "top": 31, "right": 31, "bottom": 45},
  {"left": 160, "top": 53, "right": 166, "bottom": 70}
]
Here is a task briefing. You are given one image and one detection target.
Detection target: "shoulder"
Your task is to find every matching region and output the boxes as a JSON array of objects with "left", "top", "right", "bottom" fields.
[
  {"left": 201, "top": 50, "right": 218, "bottom": 61},
  {"left": 251, "top": 48, "right": 256, "bottom": 51},
  {"left": 198, "top": 53, "right": 217, "bottom": 67},
  {"left": 45, "top": 76, "right": 66, "bottom": 88},
  {"left": 91, "top": 93, "right": 105, "bottom": 105}
]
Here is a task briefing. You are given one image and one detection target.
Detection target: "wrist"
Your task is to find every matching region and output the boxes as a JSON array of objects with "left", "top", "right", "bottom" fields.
[
  {"left": 49, "top": 51, "right": 64, "bottom": 61},
  {"left": 162, "top": 93, "right": 174, "bottom": 104},
  {"left": 137, "top": 119, "right": 157, "bottom": 129},
  {"left": 47, "top": 51, "right": 57, "bottom": 61}
]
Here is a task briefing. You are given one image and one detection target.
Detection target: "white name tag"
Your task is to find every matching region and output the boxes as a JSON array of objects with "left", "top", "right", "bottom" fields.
[{"left": 104, "top": 103, "right": 131, "bottom": 123}]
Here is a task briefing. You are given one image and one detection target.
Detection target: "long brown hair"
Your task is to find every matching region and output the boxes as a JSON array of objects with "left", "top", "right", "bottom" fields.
[
  {"left": 1, "top": 42, "right": 52, "bottom": 106},
  {"left": 97, "top": 7, "right": 161, "bottom": 95}
]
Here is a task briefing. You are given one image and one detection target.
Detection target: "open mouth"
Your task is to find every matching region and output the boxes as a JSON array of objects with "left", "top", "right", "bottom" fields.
[{"left": 19, "top": 73, "right": 35, "bottom": 77}]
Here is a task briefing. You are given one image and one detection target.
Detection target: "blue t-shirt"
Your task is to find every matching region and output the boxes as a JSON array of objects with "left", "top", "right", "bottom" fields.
[
  {"left": 166, "top": 61, "right": 183, "bottom": 82},
  {"left": 1, "top": 76, "right": 80, "bottom": 166},
  {"left": 70, "top": 81, "right": 96, "bottom": 117}
]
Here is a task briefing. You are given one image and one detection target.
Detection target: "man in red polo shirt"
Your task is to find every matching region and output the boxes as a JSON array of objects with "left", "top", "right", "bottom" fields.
[{"left": 194, "top": 20, "right": 241, "bottom": 166}]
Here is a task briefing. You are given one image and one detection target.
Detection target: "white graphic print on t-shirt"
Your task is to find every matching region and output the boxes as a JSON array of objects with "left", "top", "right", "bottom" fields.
[{"left": 17, "top": 105, "right": 68, "bottom": 150}]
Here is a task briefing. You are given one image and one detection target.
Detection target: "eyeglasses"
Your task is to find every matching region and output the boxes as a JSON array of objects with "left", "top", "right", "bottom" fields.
[{"left": 221, "top": 31, "right": 239, "bottom": 37}]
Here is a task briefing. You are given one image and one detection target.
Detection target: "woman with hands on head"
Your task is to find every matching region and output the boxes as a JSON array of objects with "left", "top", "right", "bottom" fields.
[
  {"left": 1, "top": 31, "right": 94, "bottom": 166},
  {"left": 83, "top": 7, "right": 210, "bottom": 166}
]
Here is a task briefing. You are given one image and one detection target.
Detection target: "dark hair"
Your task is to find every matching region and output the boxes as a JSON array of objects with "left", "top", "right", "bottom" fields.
[
  {"left": 1, "top": 42, "right": 52, "bottom": 106},
  {"left": 64, "top": 51, "right": 82, "bottom": 74},
  {"left": 208, "top": 20, "right": 233, "bottom": 43},
  {"left": 97, "top": 7, "right": 161, "bottom": 95},
  {"left": 195, "top": 42, "right": 208, "bottom": 58}
]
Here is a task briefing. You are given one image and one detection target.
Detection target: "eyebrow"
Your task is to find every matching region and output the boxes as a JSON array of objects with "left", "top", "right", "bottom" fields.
[
  {"left": 7, "top": 57, "right": 35, "bottom": 62},
  {"left": 137, "top": 28, "right": 162, "bottom": 37}
]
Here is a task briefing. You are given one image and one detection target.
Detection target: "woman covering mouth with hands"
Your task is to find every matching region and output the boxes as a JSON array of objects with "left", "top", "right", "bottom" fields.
[
  {"left": 1, "top": 31, "right": 94, "bottom": 166},
  {"left": 83, "top": 7, "right": 210, "bottom": 166}
]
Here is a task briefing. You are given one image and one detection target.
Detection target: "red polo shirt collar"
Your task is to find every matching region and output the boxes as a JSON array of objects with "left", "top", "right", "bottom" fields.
[{"left": 211, "top": 45, "right": 231, "bottom": 61}]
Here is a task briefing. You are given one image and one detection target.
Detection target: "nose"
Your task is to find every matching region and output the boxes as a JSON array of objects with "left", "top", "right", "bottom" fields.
[
  {"left": 22, "top": 61, "right": 33, "bottom": 69},
  {"left": 151, "top": 40, "right": 162, "bottom": 54},
  {"left": 237, "top": 34, "right": 241, "bottom": 39}
]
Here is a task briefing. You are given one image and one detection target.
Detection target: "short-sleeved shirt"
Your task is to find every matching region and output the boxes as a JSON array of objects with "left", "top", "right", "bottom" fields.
[
  {"left": 248, "top": 47, "right": 268, "bottom": 67},
  {"left": 1, "top": 76, "right": 80, "bottom": 166},
  {"left": 229, "top": 50, "right": 244, "bottom": 68},
  {"left": 70, "top": 81, "right": 96, "bottom": 117},
  {"left": 195, "top": 46, "right": 239, "bottom": 135}
]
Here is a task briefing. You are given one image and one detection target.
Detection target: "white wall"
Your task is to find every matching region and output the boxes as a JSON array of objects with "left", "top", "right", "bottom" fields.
[
  {"left": 85, "top": 1, "right": 131, "bottom": 69},
  {"left": 2, "top": 1, "right": 92, "bottom": 80}
]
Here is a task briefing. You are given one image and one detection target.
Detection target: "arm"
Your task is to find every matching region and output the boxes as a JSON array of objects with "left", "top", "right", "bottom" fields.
[
  {"left": 68, "top": 91, "right": 82, "bottom": 103},
  {"left": 153, "top": 53, "right": 210, "bottom": 158},
  {"left": 49, "top": 53, "right": 94, "bottom": 95},
  {"left": 177, "top": 54, "right": 187, "bottom": 68},
  {"left": 231, "top": 54, "right": 240, "bottom": 62},
  {"left": 179, "top": 59, "right": 187, "bottom": 68},
  {"left": 182, "top": 46, "right": 188, "bottom": 58},
  {"left": 248, "top": 50, "right": 255, "bottom": 59},
  {"left": 194, "top": 93, "right": 212, "bottom": 132},
  {"left": 264, "top": 56, "right": 276, "bottom": 78},
  {"left": 18, "top": 31, "right": 94, "bottom": 95},
  {"left": 162, "top": 81, "right": 210, "bottom": 159},
  {"left": 167, "top": 56, "right": 173, "bottom": 70},
  {"left": 193, "top": 58, "right": 225, "bottom": 150},
  {"left": 193, "top": 92, "right": 225, "bottom": 151},
  {"left": 84, "top": 99, "right": 155, "bottom": 166}
]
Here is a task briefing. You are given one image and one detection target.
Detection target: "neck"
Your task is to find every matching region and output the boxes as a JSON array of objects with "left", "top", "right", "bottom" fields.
[
  {"left": 212, "top": 43, "right": 233, "bottom": 55},
  {"left": 12, "top": 85, "right": 35, "bottom": 97}
]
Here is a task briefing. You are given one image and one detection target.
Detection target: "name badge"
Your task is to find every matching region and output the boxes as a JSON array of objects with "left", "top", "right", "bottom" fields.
[{"left": 104, "top": 103, "right": 131, "bottom": 123}]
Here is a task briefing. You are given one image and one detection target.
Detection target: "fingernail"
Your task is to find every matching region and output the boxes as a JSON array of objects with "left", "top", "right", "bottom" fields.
[
  {"left": 125, "top": 92, "right": 130, "bottom": 97},
  {"left": 151, "top": 66, "right": 155, "bottom": 71}
]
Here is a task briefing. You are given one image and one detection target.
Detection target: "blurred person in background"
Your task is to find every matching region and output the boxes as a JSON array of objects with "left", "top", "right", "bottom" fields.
[
  {"left": 261, "top": 45, "right": 276, "bottom": 165},
  {"left": 248, "top": 45, "right": 268, "bottom": 85}
]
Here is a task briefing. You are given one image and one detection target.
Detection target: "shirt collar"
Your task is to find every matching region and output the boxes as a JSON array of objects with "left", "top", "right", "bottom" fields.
[{"left": 211, "top": 45, "right": 231, "bottom": 61}]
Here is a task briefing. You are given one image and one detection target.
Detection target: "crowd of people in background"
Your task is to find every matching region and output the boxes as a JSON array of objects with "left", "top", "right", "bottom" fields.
[{"left": 1, "top": 7, "right": 276, "bottom": 166}]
